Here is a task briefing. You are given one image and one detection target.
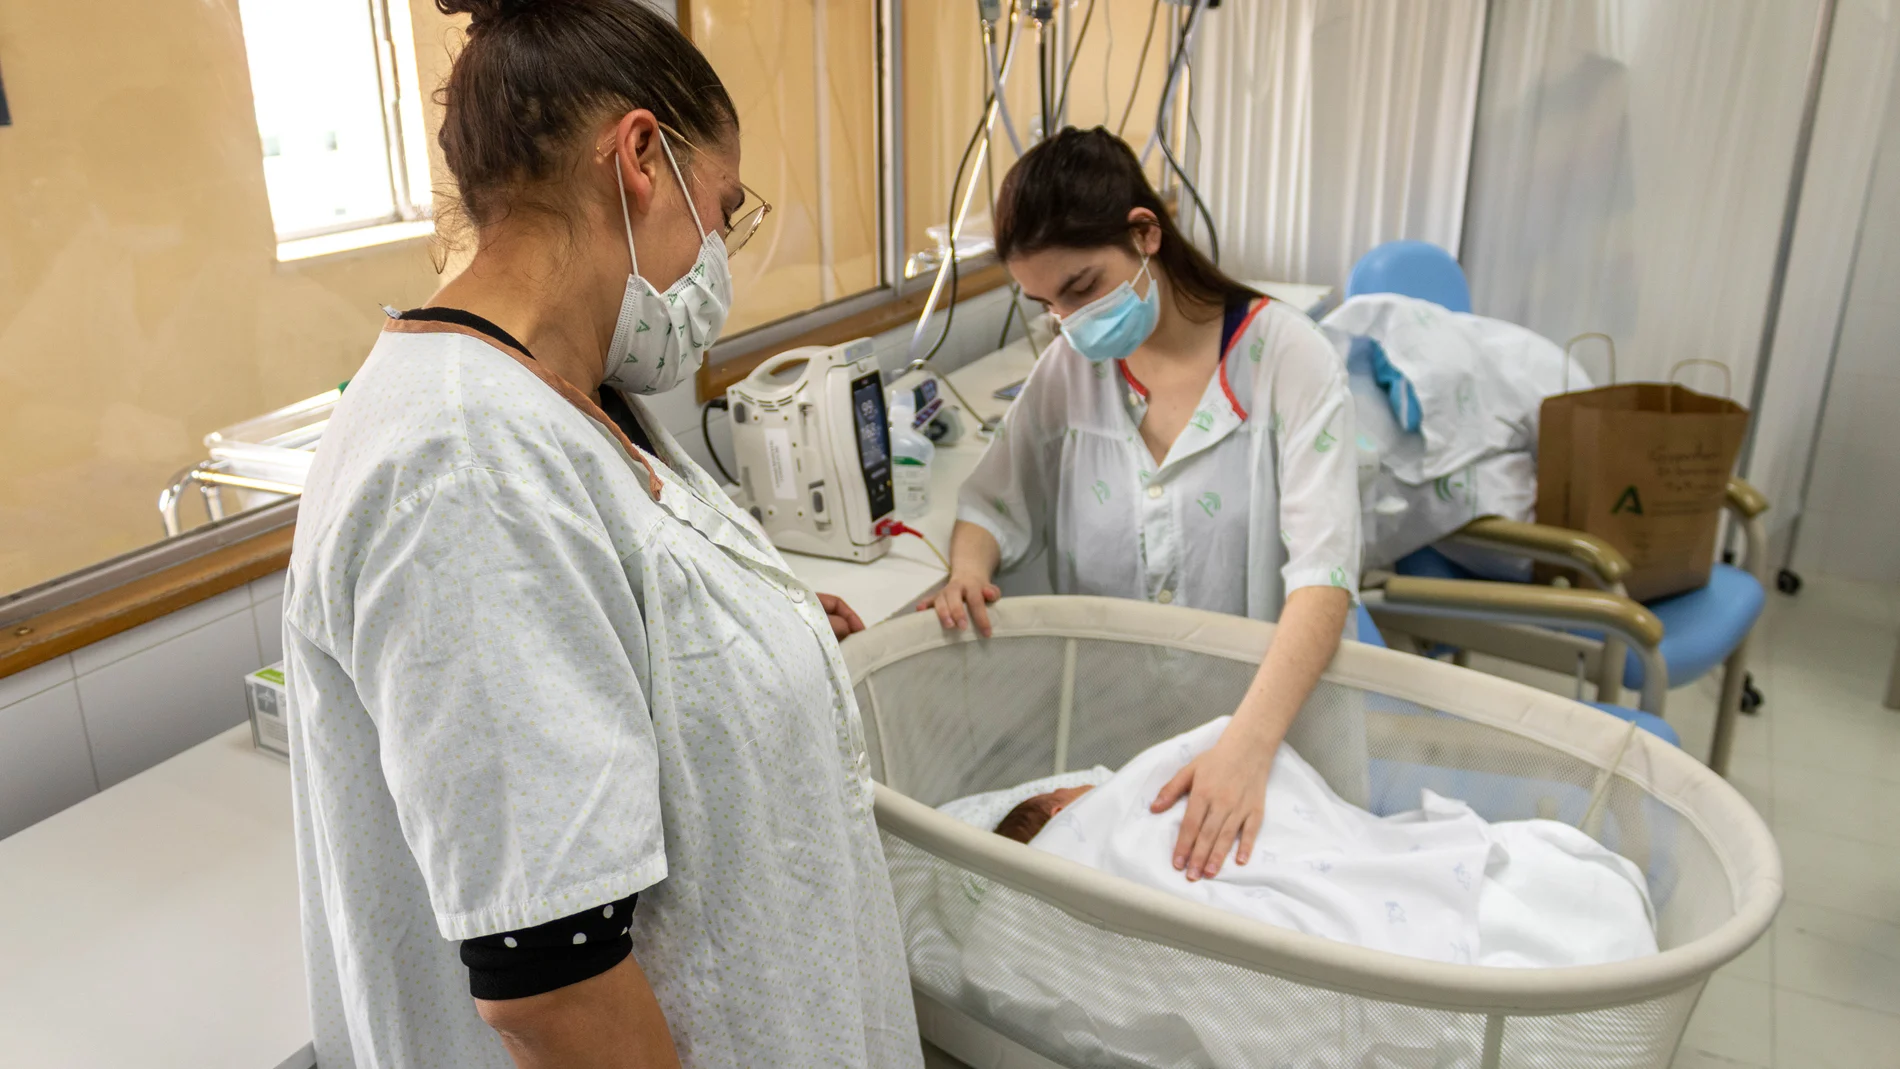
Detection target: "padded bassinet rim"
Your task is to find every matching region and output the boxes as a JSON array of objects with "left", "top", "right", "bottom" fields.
[{"left": 844, "top": 596, "right": 1783, "bottom": 1016}]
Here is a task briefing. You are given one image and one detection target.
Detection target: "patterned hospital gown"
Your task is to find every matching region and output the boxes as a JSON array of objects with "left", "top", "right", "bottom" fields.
[
  {"left": 959, "top": 297, "right": 1362, "bottom": 622},
  {"left": 282, "top": 322, "right": 920, "bottom": 1067}
]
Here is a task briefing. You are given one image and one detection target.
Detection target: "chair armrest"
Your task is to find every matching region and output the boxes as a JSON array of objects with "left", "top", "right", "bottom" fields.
[
  {"left": 1725, "top": 477, "right": 1768, "bottom": 519},
  {"left": 1381, "top": 576, "right": 1663, "bottom": 648},
  {"left": 1376, "top": 576, "right": 1668, "bottom": 712},
  {"left": 1446, "top": 517, "right": 1632, "bottom": 586}
]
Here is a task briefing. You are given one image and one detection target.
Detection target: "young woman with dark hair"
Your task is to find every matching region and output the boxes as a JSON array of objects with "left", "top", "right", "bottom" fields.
[
  {"left": 283, "top": 2, "right": 919, "bottom": 1065},
  {"left": 926, "top": 126, "right": 1362, "bottom": 892}
]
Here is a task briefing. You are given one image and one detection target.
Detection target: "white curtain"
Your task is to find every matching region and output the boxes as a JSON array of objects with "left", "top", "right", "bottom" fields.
[
  {"left": 1462, "top": 0, "right": 1900, "bottom": 550},
  {"left": 1188, "top": 0, "right": 1486, "bottom": 289},
  {"left": 1744, "top": 0, "right": 1900, "bottom": 555},
  {"left": 1461, "top": 1, "right": 1823, "bottom": 391}
]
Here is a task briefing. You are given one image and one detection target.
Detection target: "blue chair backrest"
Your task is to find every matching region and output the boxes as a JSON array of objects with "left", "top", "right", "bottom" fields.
[{"left": 1345, "top": 240, "right": 1471, "bottom": 314}]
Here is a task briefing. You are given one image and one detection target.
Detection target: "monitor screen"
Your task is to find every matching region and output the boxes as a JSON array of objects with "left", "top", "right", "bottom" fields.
[{"left": 850, "top": 371, "right": 894, "bottom": 521}]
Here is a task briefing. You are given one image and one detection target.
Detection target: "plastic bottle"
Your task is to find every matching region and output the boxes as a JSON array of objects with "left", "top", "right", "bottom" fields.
[{"left": 887, "top": 388, "right": 935, "bottom": 520}]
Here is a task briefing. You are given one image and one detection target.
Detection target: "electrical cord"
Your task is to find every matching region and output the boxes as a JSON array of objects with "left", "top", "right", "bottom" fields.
[
  {"left": 701, "top": 398, "right": 737, "bottom": 485},
  {"left": 1116, "top": 0, "right": 1163, "bottom": 137},
  {"left": 922, "top": 5, "right": 1021, "bottom": 365},
  {"left": 1052, "top": 0, "right": 1098, "bottom": 125},
  {"left": 1154, "top": 0, "right": 1219, "bottom": 261}
]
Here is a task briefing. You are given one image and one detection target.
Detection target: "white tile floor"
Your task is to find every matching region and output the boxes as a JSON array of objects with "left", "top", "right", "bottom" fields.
[
  {"left": 1662, "top": 576, "right": 1900, "bottom": 1069},
  {"left": 1477, "top": 575, "right": 1900, "bottom": 1069},
  {"left": 923, "top": 576, "right": 1900, "bottom": 1069}
]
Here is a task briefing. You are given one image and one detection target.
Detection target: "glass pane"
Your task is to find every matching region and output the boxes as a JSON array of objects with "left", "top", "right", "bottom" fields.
[
  {"left": 690, "top": 0, "right": 882, "bottom": 335},
  {"left": 238, "top": 0, "right": 397, "bottom": 237},
  {"left": 903, "top": 1, "right": 1173, "bottom": 269}
]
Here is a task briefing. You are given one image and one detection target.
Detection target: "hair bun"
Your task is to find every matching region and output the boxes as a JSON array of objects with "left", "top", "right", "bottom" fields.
[{"left": 435, "top": 0, "right": 537, "bottom": 25}]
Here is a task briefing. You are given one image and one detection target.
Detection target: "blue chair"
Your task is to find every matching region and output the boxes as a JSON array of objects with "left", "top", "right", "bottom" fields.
[
  {"left": 1347, "top": 240, "right": 1764, "bottom": 773},
  {"left": 1357, "top": 584, "right": 1680, "bottom": 748}
]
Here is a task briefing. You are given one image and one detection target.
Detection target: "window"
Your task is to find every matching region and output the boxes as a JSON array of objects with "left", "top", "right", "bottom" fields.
[
  {"left": 237, "top": 0, "right": 433, "bottom": 243},
  {"left": 685, "top": 1, "right": 883, "bottom": 336},
  {"left": 687, "top": 0, "right": 1173, "bottom": 346}
]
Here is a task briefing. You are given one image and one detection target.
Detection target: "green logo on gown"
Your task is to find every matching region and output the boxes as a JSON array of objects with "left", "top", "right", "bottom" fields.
[
  {"left": 1197, "top": 492, "right": 1221, "bottom": 517},
  {"left": 1091, "top": 480, "right": 1111, "bottom": 504},
  {"left": 1314, "top": 429, "right": 1337, "bottom": 453}
]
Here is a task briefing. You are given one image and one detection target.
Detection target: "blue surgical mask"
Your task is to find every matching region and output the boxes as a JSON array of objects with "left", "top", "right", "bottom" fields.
[{"left": 1058, "top": 256, "right": 1159, "bottom": 364}]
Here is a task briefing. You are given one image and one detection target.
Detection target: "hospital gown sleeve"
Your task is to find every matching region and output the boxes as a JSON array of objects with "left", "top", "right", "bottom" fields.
[
  {"left": 1270, "top": 323, "right": 1364, "bottom": 597},
  {"left": 348, "top": 466, "right": 666, "bottom": 941},
  {"left": 956, "top": 373, "right": 1057, "bottom": 571}
]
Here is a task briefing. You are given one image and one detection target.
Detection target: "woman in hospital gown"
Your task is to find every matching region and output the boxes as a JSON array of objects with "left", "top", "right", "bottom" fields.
[
  {"left": 927, "top": 127, "right": 1362, "bottom": 886},
  {"left": 281, "top": 2, "right": 917, "bottom": 1066}
]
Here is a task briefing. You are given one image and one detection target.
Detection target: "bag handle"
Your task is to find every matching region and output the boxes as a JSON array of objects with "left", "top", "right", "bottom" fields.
[
  {"left": 1669, "top": 358, "right": 1733, "bottom": 398},
  {"left": 1563, "top": 333, "right": 1617, "bottom": 392}
]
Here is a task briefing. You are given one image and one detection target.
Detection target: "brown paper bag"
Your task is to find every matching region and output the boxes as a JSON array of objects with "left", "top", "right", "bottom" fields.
[{"left": 1536, "top": 383, "right": 1750, "bottom": 601}]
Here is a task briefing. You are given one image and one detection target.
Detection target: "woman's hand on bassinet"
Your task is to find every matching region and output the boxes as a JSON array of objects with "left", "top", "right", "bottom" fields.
[
  {"left": 820, "top": 593, "right": 866, "bottom": 641},
  {"left": 1151, "top": 724, "right": 1276, "bottom": 881},
  {"left": 919, "top": 574, "right": 1002, "bottom": 637}
]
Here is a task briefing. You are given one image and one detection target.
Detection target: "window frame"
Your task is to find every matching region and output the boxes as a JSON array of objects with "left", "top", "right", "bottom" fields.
[{"left": 249, "top": 0, "right": 435, "bottom": 247}]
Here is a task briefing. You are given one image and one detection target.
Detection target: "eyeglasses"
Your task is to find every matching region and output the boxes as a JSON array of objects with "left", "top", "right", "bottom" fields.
[
  {"left": 659, "top": 123, "right": 772, "bottom": 256},
  {"left": 724, "top": 183, "right": 770, "bottom": 256}
]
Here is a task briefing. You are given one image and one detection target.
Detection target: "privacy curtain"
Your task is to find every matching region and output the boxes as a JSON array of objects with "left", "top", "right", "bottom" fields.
[
  {"left": 1461, "top": 0, "right": 1899, "bottom": 546},
  {"left": 1187, "top": 0, "right": 1486, "bottom": 289}
]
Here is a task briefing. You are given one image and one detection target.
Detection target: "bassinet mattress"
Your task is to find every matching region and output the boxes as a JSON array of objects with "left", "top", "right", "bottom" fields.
[{"left": 894, "top": 721, "right": 1663, "bottom": 1068}]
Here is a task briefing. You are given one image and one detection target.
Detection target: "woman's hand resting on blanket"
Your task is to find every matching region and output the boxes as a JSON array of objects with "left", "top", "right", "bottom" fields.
[{"left": 1150, "top": 718, "right": 1279, "bottom": 881}]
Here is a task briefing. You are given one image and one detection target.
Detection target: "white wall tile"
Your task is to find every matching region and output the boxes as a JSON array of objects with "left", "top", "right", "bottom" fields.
[
  {"left": 253, "top": 597, "right": 284, "bottom": 667},
  {"left": 248, "top": 570, "right": 286, "bottom": 603},
  {"left": 0, "top": 682, "right": 98, "bottom": 839},
  {"left": 70, "top": 586, "right": 252, "bottom": 676},
  {"left": 76, "top": 607, "right": 263, "bottom": 789},
  {"left": 0, "top": 654, "right": 74, "bottom": 708}
]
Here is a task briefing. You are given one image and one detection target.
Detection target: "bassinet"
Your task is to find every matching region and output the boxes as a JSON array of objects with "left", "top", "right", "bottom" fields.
[{"left": 842, "top": 596, "right": 1780, "bottom": 1069}]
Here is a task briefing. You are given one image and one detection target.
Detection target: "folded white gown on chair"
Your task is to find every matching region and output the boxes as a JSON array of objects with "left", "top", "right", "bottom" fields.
[{"left": 931, "top": 719, "right": 1658, "bottom": 1068}]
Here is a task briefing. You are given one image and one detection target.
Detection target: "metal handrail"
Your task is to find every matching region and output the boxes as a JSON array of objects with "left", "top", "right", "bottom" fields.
[{"left": 159, "top": 463, "right": 304, "bottom": 537}]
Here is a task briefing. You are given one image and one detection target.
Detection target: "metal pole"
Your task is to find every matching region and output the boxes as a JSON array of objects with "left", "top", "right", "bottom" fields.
[
  {"left": 1778, "top": 69, "right": 1890, "bottom": 578},
  {"left": 1736, "top": 0, "right": 1839, "bottom": 477},
  {"left": 1455, "top": 0, "right": 1497, "bottom": 266}
]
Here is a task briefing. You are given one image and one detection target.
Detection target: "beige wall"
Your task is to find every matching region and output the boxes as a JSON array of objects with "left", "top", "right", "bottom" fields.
[{"left": 0, "top": 0, "right": 462, "bottom": 593}]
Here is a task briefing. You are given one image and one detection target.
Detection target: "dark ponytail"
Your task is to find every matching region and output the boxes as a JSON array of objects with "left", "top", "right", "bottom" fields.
[
  {"left": 434, "top": 0, "right": 737, "bottom": 230},
  {"left": 993, "top": 127, "right": 1255, "bottom": 320}
]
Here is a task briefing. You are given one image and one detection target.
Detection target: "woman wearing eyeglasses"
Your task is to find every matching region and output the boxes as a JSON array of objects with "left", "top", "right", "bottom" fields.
[{"left": 280, "top": 2, "right": 919, "bottom": 1067}]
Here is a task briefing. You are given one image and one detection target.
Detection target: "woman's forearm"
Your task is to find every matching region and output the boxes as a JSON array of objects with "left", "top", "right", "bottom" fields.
[
  {"left": 948, "top": 519, "right": 1002, "bottom": 581},
  {"left": 1226, "top": 586, "right": 1352, "bottom": 749},
  {"left": 478, "top": 954, "right": 681, "bottom": 1069}
]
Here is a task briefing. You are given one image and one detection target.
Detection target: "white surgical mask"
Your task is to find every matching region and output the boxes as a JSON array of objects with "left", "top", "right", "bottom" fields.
[{"left": 604, "top": 131, "right": 733, "bottom": 395}]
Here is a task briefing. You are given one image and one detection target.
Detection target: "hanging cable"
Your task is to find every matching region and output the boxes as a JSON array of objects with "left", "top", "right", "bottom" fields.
[
  {"left": 1052, "top": 0, "right": 1098, "bottom": 127},
  {"left": 700, "top": 398, "right": 737, "bottom": 485},
  {"left": 1100, "top": 0, "right": 1115, "bottom": 124},
  {"left": 1116, "top": 0, "right": 1163, "bottom": 137},
  {"left": 918, "top": 6, "right": 1024, "bottom": 365},
  {"left": 1152, "top": 0, "right": 1218, "bottom": 261}
]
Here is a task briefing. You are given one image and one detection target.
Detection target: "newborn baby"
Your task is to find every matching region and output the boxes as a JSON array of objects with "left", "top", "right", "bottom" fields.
[{"left": 975, "top": 717, "right": 1656, "bottom": 968}]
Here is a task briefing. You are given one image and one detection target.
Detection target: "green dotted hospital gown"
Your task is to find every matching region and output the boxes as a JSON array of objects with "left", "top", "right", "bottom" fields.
[
  {"left": 959, "top": 298, "right": 1361, "bottom": 621},
  {"left": 281, "top": 326, "right": 920, "bottom": 1067}
]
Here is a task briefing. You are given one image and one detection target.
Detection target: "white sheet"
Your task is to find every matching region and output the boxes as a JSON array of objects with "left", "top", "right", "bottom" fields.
[
  {"left": 911, "top": 727, "right": 1665, "bottom": 1068},
  {"left": 1012, "top": 718, "right": 1655, "bottom": 969}
]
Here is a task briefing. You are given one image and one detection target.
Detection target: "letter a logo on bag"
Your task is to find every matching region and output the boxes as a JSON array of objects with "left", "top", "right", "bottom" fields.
[{"left": 1612, "top": 486, "right": 1644, "bottom": 515}]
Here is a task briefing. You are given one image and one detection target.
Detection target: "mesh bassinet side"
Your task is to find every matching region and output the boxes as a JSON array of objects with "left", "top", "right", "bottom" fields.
[{"left": 844, "top": 597, "right": 1780, "bottom": 1069}]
